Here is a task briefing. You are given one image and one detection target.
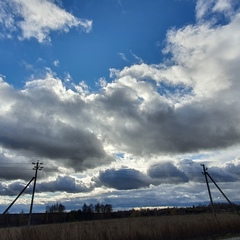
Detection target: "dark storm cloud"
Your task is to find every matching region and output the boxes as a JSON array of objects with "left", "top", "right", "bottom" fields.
[
  {"left": 93, "top": 8, "right": 240, "bottom": 157},
  {"left": 0, "top": 168, "right": 33, "bottom": 181},
  {"left": 168, "top": 100, "right": 240, "bottom": 152},
  {"left": 94, "top": 82, "right": 240, "bottom": 156},
  {"left": 95, "top": 160, "right": 238, "bottom": 192},
  {"left": 0, "top": 78, "right": 114, "bottom": 174},
  {"left": 96, "top": 86, "right": 140, "bottom": 118},
  {"left": 147, "top": 162, "right": 189, "bottom": 184},
  {"left": 95, "top": 163, "right": 190, "bottom": 191},
  {"left": 0, "top": 180, "right": 32, "bottom": 196},
  {"left": 37, "top": 175, "right": 91, "bottom": 193},
  {"left": 1, "top": 70, "right": 240, "bottom": 184},
  {"left": 0, "top": 152, "right": 63, "bottom": 182},
  {"left": 96, "top": 168, "right": 151, "bottom": 190},
  {"left": 206, "top": 167, "right": 239, "bottom": 182},
  {"left": 1, "top": 56, "right": 240, "bottom": 179},
  {"left": 177, "top": 159, "right": 239, "bottom": 183},
  {"left": 0, "top": 120, "right": 111, "bottom": 171},
  {"left": 0, "top": 175, "right": 91, "bottom": 196},
  {"left": 0, "top": 153, "right": 34, "bottom": 181}
]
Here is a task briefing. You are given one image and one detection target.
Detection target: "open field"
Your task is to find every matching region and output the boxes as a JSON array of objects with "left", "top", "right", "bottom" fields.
[{"left": 1, "top": 213, "right": 240, "bottom": 240}]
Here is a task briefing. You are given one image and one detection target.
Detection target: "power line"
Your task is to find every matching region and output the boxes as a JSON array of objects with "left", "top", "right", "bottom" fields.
[{"left": 0, "top": 162, "right": 30, "bottom": 164}]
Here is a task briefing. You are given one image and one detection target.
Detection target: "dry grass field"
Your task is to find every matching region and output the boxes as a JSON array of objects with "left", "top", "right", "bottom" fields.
[{"left": 0, "top": 213, "right": 240, "bottom": 240}]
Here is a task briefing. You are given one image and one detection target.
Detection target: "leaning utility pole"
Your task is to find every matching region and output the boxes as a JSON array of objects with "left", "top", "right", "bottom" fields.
[
  {"left": 201, "top": 164, "right": 216, "bottom": 217},
  {"left": 206, "top": 171, "right": 240, "bottom": 216},
  {"left": 28, "top": 161, "right": 43, "bottom": 226},
  {"left": 3, "top": 177, "right": 34, "bottom": 214}
]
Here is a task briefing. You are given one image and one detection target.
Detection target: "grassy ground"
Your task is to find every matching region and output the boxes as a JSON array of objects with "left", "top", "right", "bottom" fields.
[{"left": 0, "top": 213, "right": 240, "bottom": 240}]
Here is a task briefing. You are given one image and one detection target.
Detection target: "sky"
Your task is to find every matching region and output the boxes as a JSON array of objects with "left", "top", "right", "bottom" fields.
[{"left": 0, "top": 0, "right": 240, "bottom": 213}]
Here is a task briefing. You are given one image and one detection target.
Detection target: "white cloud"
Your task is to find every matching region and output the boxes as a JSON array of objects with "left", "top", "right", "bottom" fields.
[
  {"left": 213, "top": 0, "right": 234, "bottom": 14},
  {"left": 0, "top": 0, "right": 92, "bottom": 42},
  {"left": 117, "top": 52, "right": 128, "bottom": 62},
  {"left": 195, "top": 0, "right": 213, "bottom": 21},
  {"left": 97, "top": 77, "right": 107, "bottom": 88},
  {"left": 161, "top": 21, "right": 240, "bottom": 98},
  {"left": 130, "top": 50, "right": 143, "bottom": 64},
  {"left": 196, "top": 0, "right": 238, "bottom": 21},
  {"left": 0, "top": 1, "right": 16, "bottom": 39},
  {"left": 111, "top": 7, "right": 240, "bottom": 101},
  {"left": 53, "top": 60, "right": 59, "bottom": 67},
  {"left": 64, "top": 72, "right": 72, "bottom": 83}
]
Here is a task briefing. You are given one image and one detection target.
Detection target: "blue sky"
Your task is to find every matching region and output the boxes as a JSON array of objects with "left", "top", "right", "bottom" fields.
[
  {"left": 1, "top": 0, "right": 195, "bottom": 90},
  {"left": 1, "top": 0, "right": 240, "bottom": 213}
]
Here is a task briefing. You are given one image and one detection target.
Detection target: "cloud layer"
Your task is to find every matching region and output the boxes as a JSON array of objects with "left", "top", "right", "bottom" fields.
[{"left": 0, "top": 0, "right": 240, "bottom": 210}]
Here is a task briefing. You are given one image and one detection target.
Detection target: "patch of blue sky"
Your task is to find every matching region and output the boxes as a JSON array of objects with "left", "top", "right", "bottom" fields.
[
  {"left": 115, "top": 152, "right": 125, "bottom": 159},
  {"left": 190, "top": 153, "right": 213, "bottom": 161},
  {"left": 157, "top": 81, "right": 193, "bottom": 98}
]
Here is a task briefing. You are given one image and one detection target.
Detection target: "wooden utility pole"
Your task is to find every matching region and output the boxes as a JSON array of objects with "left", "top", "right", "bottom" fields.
[
  {"left": 3, "top": 177, "right": 34, "bottom": 214},
  {"left": 28, "top": 161, "right": 43, "bottom": 226},
  {"left": 201, "top": 164, "right": 216, "bottom": 217},
  {"left": 206, "top": 172, "right": 240, "bottom": 216}
]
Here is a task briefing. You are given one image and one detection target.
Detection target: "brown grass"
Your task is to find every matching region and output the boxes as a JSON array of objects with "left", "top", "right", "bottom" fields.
[{"left": 0, "top": 213, "right": 240, "bottom": 240}]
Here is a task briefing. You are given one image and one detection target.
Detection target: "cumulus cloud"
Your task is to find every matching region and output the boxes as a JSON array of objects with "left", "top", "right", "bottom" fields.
[
  {"left": 147, "top": 162, "right": 189, "bottom": 184},
  {"left": 177, "top": 159, "right": 240, "bottom": 183},
  {"left": 222, "top": 158, "right": 240, "bottom": 175},
  {"left": 206, "top": 166, "right": 238, "bottom": 182},
  {"left": 94, "top": 1, "right": 240, "bottom": 156},
  {"left": 38, "top": 175, "right": 91, "bottom": 193},
  {"left": 0, "top": 181, "right": 30, "bottom": 196},
  {"left": 93, "top": 159, "right": 239, "bottom": 192},
  {"left": 0, "top": 166, "right": 34, "bottom": 182},
  {"left": 96, "top": 168, "right": 151, "bottom": 190},
  {"left": 90, "top": 72, "right": 240, "bottom": 156},
  {"left": 196, "top": 0, "right": 239, "bottom": 21},
  {"left": 53, "top": 60, "right": 59, "bottom": 67},
  {"left": 0, "top": 175, "right": 91, "bottom": 196},
  {"left": 0, "top": 73, "right": 114, "bottom": 173},
  {"left": 0, "top": 0, "right": 92, "bottom": 42},
  {"left": 95, "top": 162, "right": 200, "bottom": 190},
  {"left": 177, "top": 159, "right": 204, "bottom": 183}
]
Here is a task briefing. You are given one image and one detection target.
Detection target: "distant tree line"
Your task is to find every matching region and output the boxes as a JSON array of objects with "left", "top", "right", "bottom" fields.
[
  {"left": 45, "top": 202, "right": 112, "bottom": 214},
  {"left": 82, "top": 203, "right": 112, "bottom": 213},
  {"left": 1, "top": 202, "right": 240, "bottom": 227},
  {"left": 46, "top": 203, "right": 66, "bottom": 213}
]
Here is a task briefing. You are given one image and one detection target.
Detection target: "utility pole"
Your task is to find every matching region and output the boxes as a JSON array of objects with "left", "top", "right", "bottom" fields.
[
  {"left": 206, "top": 172, "right": 240, "bottom": 216},
  {"left": 201, "top": 164, "right": 216, "bottom": 217},
  {"left": 28, "top": 161, "right": 43, "bottom": 226},
  {"left": 3, "top": 177, "right": 34, "bottom": 214}
]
